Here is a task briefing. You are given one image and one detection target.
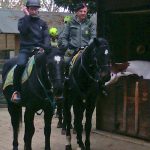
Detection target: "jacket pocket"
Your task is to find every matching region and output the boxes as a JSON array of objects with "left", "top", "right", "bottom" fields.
[{"left": 70, "top": 25, "right": 79, "bottom": 37}]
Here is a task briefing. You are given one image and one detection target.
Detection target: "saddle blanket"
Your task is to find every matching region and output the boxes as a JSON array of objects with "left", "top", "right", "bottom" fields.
[
  {"left": 3, "top": 56, "right": 35, "bottom": 90},
  {"left": 69, "top": 49, "right": 85, "bottom": 73}
]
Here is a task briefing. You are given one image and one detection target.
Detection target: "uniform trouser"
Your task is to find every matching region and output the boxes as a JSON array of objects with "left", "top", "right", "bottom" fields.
[
  {"left": 64, "top": 56, "right": 72, "bottom": 77},
  {"left": 13, "top": 51, "right": 32, "bottom": 92}
]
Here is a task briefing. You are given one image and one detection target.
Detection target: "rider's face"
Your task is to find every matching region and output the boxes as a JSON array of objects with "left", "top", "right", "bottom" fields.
[
  {"left": 76, "top": 7, "right": 88, "bottom": 21},
  {"left": 28, "top": 7, "right": 39, "bottom": 16}
]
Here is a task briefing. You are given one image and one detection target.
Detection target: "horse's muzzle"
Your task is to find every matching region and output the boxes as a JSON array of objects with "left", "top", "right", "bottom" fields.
[{"left": 53, "top": 80, "right": 64, "bottom": 98}]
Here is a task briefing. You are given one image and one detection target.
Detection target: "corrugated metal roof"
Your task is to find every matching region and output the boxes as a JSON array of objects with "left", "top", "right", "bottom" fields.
[
  {"left": 0, "top": 9, "right": 22, "bottom": 33},
  {"left": 0, "top": 8, "right": 72, "bottom": 34}
]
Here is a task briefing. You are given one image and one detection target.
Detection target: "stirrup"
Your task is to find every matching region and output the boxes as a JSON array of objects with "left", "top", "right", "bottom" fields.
[{"left": 11, "top": 91, "right": 21, "bottom": 103}]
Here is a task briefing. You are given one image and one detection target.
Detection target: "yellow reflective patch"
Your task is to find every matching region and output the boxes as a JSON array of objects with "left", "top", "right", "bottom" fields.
[{"left": 3, "top": 56, "right": 35, "bottom": 90}]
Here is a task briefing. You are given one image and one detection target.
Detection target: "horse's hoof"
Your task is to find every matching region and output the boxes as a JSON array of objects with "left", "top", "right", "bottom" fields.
[
  {"left": 66, "top": 144, "right": 72, "bottom": 150},
  {"left": 77, "top": 147, "right": 85, "bottom": 150},
  {"left": 85, "top": 141, "right": 90, "bottom": 150},
  {"left": 24, "top": 145, "right": 32, "bottom": 150},
  {"left": 13, "top": 146, "right": 18, "bottom": 150},
  {"left": 57, "top": 121, "right": 63, "bottom": 128},
  {"left": 61, "top": 128, "right": 66, "bottom": 135},
  {"left": 45, "top": 147, "right": 51, "bottom": 150},
  {"left": 78, "top": 143, "right": 85, "bottom": 150}
]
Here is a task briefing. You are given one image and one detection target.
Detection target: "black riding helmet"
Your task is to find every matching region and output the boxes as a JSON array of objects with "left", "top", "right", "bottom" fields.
[{"left": 26, "top": 0, "right": 41, "bottom": 8}]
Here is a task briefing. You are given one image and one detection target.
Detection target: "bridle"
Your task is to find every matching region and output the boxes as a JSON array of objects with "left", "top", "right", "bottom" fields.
[
  {"left": 34, "top": 54, "right": 54, "bottom": 106},
  {"left": 79, "top": 47, "right": 110, "bottom": 83},
  {"left": 34, "top": 54, "right": 64, "bottom": 106},
  {"left": 46, "top": 55, "right": 64, "bottom": 84},
  {"left": 70, "top": 44, "right": 111, "bottom": 101},
  {"left": 80, "top": 53, "right": 99, "bottom": 83}
]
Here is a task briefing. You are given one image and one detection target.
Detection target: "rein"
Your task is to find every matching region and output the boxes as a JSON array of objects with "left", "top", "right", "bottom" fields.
[
  {"left": 80, "top": 53, "right": 99, "bottom": 83},
  {"left": 34, "top": 55, "right": 54, "bottom": 108},
  {"left": 71, "top": 49, "right": 99, "bottom": 101},
  {"left": 72, "top": 73, "right": 86, "bottom": 101}
]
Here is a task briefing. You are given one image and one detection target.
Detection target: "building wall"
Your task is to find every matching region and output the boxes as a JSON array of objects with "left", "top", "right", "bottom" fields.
[
  {"left": 0, "top": 33, "right": 19, "bottom": 58},
  {"left": 0, "top": 34, "right": 15, "bottom": 50}
]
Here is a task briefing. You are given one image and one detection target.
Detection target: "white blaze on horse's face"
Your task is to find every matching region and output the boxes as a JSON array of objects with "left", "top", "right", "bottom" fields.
[
  {"left": 105, "top": 49, "right": 109, "bottom": 55},
  {"left": 54, "top": 56, "right": 61, "bottom": 64}
]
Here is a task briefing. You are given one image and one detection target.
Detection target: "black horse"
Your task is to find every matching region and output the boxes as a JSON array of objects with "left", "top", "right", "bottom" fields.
[
  {"left": 2, "top": 47, "right": 64, "bottom": 150},
  {"left": 63, "top": 38, "right": 111, "bottom": 150}
]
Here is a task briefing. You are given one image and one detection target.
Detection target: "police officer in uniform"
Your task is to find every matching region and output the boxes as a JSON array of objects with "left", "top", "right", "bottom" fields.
[
  {"left": 11, "top": 0, "right": 50, "bottom": 103},
  {"left": 58, "top": 3, "right": 96, "bottom": 78},
  {"left": 49, "top": 27, "right": 58, "bottom": 47}
]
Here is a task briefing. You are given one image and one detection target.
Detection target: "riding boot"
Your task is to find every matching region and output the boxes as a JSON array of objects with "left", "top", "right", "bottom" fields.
[{"left": 11, "top": 65, "right": 25, "bottom": 103}]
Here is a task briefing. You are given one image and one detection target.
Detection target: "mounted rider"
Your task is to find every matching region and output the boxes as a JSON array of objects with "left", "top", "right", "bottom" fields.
[
  {"left": 58, "top": 3, "right": 96, "bottom": 78},
  {"left": 11, "top": 0, "right": 51, "bottom": 103},
  {"left": 63, "top": 15, "right": 72, "bottom": 24},
  {"left": 49, "top": 27, "right": 59, "bottom": 47}
]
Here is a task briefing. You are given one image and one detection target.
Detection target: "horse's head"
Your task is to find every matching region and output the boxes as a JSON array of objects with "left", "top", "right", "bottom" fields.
[
  {"left": 46, "top": 47, "right": 65, "bottom": 99},
  {"left": 87, "top": 38, "right": 111, "bottom": 83}
]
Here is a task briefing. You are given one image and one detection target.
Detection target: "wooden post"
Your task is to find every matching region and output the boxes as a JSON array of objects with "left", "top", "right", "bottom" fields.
[
  {"left": 123, "top": 80, "right": 127, "bottom": 131},
  {"left": 134, "top": 81, "right": 139, "bottom": 134}
]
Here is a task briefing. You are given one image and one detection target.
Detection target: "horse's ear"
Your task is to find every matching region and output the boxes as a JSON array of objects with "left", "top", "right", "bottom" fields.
[
  {"left": 88, "top": 38, "right": 99, "bottom": 48},
  {"left": 88, "top": 38, "right": 99, "bottom": 46},
  {"left": 93, "top": 38, "right": 99, "bottom": 46}
]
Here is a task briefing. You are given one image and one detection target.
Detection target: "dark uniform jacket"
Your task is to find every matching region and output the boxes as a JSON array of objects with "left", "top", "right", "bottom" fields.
[{"left": 18, "top": 15, "right": 50, "bottom": 51}]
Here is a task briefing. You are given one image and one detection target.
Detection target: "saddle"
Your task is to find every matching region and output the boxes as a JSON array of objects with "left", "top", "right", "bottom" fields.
[{"left": 3, "top": 55, "right": 35, "bottom": 90}]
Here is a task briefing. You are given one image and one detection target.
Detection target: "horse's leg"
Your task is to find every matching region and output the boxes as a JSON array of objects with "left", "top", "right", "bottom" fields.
[
  {"left": 61, "top": 101, "right": 67, "bottom": 135},
  {"left": 44, "top": 107, "right": 53, "bottom": 150},
  {"left": 24, "top": 108, "right": 35, "bottom": 150},
  {"left": 84, "top": 106, "right": 95, "bottom": 150},
  {"left": 63, "top": 99, "right": 72, "bottom": 150},
  {"left": 56, "top": 101, "right": 63, "bottom": 128},
  {"left": 74, "top": 104, "right": 85, "bottom": 150},
  {"left": 8, "top": 105, "right": 22, "bottom": 150}
]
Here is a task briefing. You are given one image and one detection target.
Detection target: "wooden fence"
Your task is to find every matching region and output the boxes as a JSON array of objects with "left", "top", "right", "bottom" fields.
[{"left": 96, "top": 75, "right": 150, "bottom": 140}]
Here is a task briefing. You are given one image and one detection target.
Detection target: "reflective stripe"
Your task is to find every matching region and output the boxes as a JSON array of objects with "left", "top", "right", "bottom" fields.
[{"left": 50, "top": 40, "right": 58, "bottom": 47}]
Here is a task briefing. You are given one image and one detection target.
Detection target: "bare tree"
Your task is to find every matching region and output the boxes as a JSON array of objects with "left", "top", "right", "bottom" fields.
[
  {"left": 0, "top": 0, "right": 67, "bottom": 12},
  {"left": 0, "top": 0, "right": 24, "bottom": 9},
  {"left": 41, "top": 0, "right": 56, "bottom": 11},
  {"left": 41, "top": 0, "right": 67, "bottom": 12}
]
